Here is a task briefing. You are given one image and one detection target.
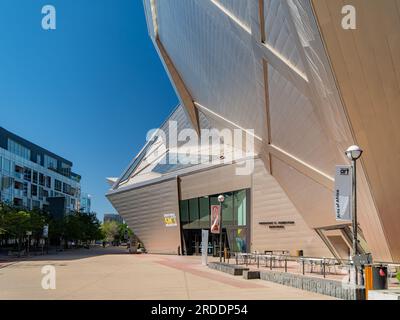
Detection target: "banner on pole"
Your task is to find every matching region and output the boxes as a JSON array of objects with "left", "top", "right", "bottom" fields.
[
  {"left": 210, "top": 205, "right": 221, "bottom": 234},
  {"left": 334, "top": 165, "right": 352, "bottom": 221}
]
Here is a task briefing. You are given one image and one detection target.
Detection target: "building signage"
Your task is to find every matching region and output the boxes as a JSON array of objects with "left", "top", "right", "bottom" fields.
[
  {"left": 163, "top": 213, "right": 177, "bottom": 227},
  {"left": 210, "top": 205, "right": 221, "bottom": 234},
  {"left": 334, "top": 165, "right": 352, "bottom": 221},
  {"left": 201, "top": 229, "right": 209, "bottom": 265},
  {"left": 259, "top": 221, "right": 295, "bottom": 230}
]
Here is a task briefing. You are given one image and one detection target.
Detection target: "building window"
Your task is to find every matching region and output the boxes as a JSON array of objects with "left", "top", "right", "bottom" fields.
[
  {"left": 189, "top": 198, "right": 199, "bottom": 224},
  {"left": 44, "top": 155, "right": 57, "bottom": 170},
  {"left": 55, "top": 179, "right": 62, "bottom": 191},
  {"left": 23, "top": 168, "right": 32, "bottom": 182},
  {"left": 45, "top": 176, "right": 51, "bottom": 188},
  {"left": 7, "top": 139, "right": 31, "bottom": 160},
  {"left": 32, "top": 171, "right": 38, "bottom": 184},
  {"left": 180, "top": 200, "right": 189, "bottom": 223},
  {"left": 234, "top": 190, "right": 247, "bottom": 226},
  {"left": 63, "top": 183, "right": 71, "bottom": 195},
  {"left": 31, "top": 185, "right": 38, "bottom": 197},
  {"left": 39, "top": 173, "right": 45, "bottom": 186},
  {"left": 199, "top": 197, "right": 210, "bottom": 224},
  {"left": 2, "top": 158, "right": 11, "bottom": 173}
]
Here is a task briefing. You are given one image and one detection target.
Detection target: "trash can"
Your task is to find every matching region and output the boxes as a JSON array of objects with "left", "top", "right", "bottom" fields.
[
  {"left": 365, "top": 264, "right": 388, "bottom": 299},
  {"left": 371, "top": 265, "right": 388, "bottom": 290}
]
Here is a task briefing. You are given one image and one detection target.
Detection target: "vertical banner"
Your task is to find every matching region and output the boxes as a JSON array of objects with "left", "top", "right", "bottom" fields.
[
  {"left": 201, "top": 229, "right": 209, "bottom": 266},
  {"left": 210, "top": 205, "right": 221, "bottom": 234},
  {"left": 334, "top": 165, "right": 353, "bottom": 221}
]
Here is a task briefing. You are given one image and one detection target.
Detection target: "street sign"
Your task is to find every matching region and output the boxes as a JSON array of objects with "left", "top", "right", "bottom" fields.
[
  {"left": 210, "top": 205, "right": 221, "bottom": 234},
  {"left": 201, "top": 229, "right": 209, "bottom": 266},
  {"left": 43, "top": 225, "right": 49, "bottom": 238},
  {"left": 163, "top": 213, "right": 177, "bottom": 227},
  {"left": 334, "top": 165, "right": 352, "bottom": 221}
]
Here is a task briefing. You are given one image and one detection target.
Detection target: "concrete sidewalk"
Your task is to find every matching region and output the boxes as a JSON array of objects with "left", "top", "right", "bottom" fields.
[{"left": 0, "top": 247, "right": 336, "bottom": 300}]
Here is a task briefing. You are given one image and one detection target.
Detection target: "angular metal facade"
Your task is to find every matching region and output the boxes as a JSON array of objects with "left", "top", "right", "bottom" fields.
[{"left": 107, "top": 0, "right": 399, "bottom": 261}]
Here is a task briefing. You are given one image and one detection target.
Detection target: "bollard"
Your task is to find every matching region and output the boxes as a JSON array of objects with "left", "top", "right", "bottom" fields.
[
  {"left": 302, "top": 259, "right": 305, "bottom": 275},
  {"left": 285, "top": 258, "right": 287, "bottom": 273},
  {"left": 270, "top": 256, "right": 273, "bottom": 270},
  {"left": 257, "top": 255, "right": 260, "bottom": 269}
]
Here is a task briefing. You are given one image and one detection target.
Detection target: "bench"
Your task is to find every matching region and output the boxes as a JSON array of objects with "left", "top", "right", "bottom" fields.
[{"left": 208, "top": 262, "right": 249, "bottom": 276}]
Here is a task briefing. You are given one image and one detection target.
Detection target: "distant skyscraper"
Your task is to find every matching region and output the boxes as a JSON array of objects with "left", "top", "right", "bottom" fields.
[{"left": 80, "top": 192, "right": 92, "bottom": 213}]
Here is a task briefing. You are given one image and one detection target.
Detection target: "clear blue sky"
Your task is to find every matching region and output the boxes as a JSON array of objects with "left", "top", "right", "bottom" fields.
[{"left": 0, "top": 0, "right": 178, "bottom": 220}]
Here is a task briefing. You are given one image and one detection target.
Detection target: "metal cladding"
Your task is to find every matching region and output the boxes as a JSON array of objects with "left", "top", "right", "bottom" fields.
[{"left": 106, "top": 0, "right": 399, "bottom": 261}]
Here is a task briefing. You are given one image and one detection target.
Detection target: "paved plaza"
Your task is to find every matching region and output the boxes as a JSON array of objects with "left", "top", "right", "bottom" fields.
[{"left": 0, "top": 247, "right": 336, "bottom": 300}]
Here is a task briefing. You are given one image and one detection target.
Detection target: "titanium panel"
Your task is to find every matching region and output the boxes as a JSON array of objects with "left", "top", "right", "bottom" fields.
[{"left": 107, "top": 179, "right": 181, "bottom": 254}]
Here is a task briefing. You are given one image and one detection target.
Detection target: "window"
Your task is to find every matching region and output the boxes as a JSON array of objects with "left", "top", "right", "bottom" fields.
[
  {"left": 180, "top": 200, "right": 189, "bottom": 223},
  {"left": 63, "top": 183, "right": 71, "bottom": 194},
  {"left": 31, "top": 185, "right": 38, "bottom": 197},
  {"left": 189, "top": 198, "right": 199, "bottom": 224},
  {"left": 61, "top": 162, "right": 71, "bottom": 177},
  {"left": 32, "top": 171, "right": 38, "bottom": 184},
  {"left": 23, "top": 168, "right": 32, "bottom": 182},
  {"left": 2, "top": 158, "right": 11, "bottom": 173},
  {"left": 55, "top": 179, "right": 62, "bottom": 191},
  {"left": 44, "top": 155, "right": 57, "bottom": 169},
  {"left": 199, "top": 197, "right": 210, "bottom": 223},
  {"left": 7, "top": 139, "right": 31, "bottom": 160},
  {"left": 221, "top": 193, "right": 234, "bottom": 224},
  {"left": 39, "top": 173, "right": 45, "bottom": 186},
  {"left": 234, "top": 190, "right": 247, "bottom": 226},
  {"left": 23, "top": 183, "right": 29, "bottom": 197},
  {"left": 45, "top": 176, "right": 51, "bottom": 188}
]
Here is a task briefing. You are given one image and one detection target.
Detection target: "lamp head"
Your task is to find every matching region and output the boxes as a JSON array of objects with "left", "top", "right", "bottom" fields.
[
  {"left": 345, "top": 145, "right": 363, "bottom": 161},
  {"left": 217, "top": 195, "right": 225, "bottom": 203}
]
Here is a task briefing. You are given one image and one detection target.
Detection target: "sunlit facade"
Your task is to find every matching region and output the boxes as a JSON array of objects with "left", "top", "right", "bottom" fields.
[
  {"left": 107, "top": 0, "right": 400, "bottom": 262},
  {"left": 0, "top": 127, "right": 82, "bottom": 216}
]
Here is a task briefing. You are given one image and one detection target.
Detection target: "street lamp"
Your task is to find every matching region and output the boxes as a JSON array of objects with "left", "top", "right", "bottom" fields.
[
  {"left": 218, "top": 195, "right": 225, "bottom": 263},
  {"left": 345, "top": 145, "right": 363, "bottom": 285}
]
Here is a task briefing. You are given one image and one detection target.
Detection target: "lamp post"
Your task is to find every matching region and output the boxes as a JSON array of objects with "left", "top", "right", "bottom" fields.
[
  {"left": 218, "top": 195, "right": 225, "bottom": 263},
  {"left": 345, "top": 145, "right": 363, "bottom": 285}
]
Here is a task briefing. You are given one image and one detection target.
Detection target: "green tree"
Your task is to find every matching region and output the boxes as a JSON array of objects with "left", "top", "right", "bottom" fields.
[
  {"left": 117, "top": 223, "right": 133, "bottom": 242},
  {"left": 101, "top": 221, "right": 119, "bottom": 243},
  {"left": 3, "top": 210, "right": 31, "bottom": 255}
]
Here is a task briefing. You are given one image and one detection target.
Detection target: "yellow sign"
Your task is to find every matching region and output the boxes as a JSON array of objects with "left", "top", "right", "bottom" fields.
[{"left": 164, "top": 213, "right": 177, "bottom": 227}]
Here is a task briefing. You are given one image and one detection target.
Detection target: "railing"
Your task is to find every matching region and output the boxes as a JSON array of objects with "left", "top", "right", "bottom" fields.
[
  {"left": 234, "top": 252, "right": 400, "bottom": 281},
  {"left": 234, "top": 252, "right": 354, "bottom": 279}
]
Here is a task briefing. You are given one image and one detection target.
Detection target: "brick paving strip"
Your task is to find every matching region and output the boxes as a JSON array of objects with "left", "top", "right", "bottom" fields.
[{"left": 156, "top": 258, "right": 265, "bottom": 289}]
